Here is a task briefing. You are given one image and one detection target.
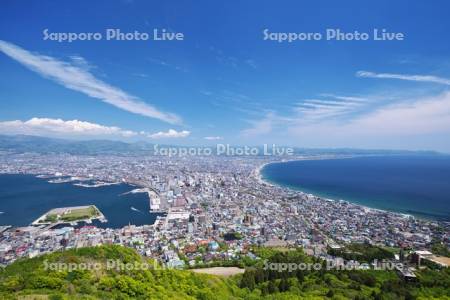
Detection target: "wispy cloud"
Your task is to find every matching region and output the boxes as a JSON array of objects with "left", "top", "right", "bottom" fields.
[
  {"left": 0, "top": 118, "right": 138, "bottom": 137},
  {"left": 147, "top": 57, "right": 188, "bottom": 73},
  {"left": 356, "top": 70, "right": 450, "bottom": 86},
  {"left": 287, "top": 91, "right": 450, "bottom": 150},
  {"left": 69, "top": 55, "right": 95, "bottom": 71},
  {"left": 245, "top": 59, "right": 257, "bottom": 69},
  {"left": 349, "top": 91, "right": 450, "bottom": 135},
  {"left": 148, "top": 129, "right": 190, "bottom": 139},
  {"left": 204, "top": 136, "right": 223, "bottom": 140},
  {"left": 132, "top": 73, "right": 149, "bottom": 78},
  {"left": 0, "top": 40, "right": 181, "bottom": 124},
  {"left": 240, "top": 94, "right": 371, "bottom": 137},
  {"left": 208, "top": 46, "right": 257, "bottom": 69},
  {"left": 210, "top": 90, "right": 266, "bottom": 115},
  {"left": 318, "top": 93, "right": 368, "bottom": 102},
  {"left": 240, "top": 112, "right": 282, "bottom": 137},
  {"left": 294, "top": 94, "right": 370, "bottom": 121}
]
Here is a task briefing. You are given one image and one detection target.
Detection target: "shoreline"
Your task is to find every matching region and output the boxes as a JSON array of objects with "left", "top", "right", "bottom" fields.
[
  {"left": 0, "top": 173, "right": 163, "bottom": 228},
  {"left": 255, "top": 158, "right": 447, "bottom": 223},
  {"left": 254, "top": 154, "right": 361, "bottom": 185}
]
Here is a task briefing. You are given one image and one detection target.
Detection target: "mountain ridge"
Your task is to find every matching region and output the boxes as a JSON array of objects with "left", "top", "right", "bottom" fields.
[{"left": 0, "top": 134, "right": 442, "bottom": 156}]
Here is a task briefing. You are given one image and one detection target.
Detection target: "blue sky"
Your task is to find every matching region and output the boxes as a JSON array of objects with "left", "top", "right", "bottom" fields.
[{"left": 1, "top": 0, "right": 450, "bottom": 151}]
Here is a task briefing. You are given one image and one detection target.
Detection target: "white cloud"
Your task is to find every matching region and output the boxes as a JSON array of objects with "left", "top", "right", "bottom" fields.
[
  {"left": 295, "top": 98, "right": 365, "bottom": 120},
  {"left": 0, "top": 117, "right": 194, "bottom": 141},
  {"left": 204, "top": 136, "right": 223, "bottom": 140},
  {"left": 346, "top": 91, "right": 450, "bottom": 135},
  {"left": 287, "top": 91, "right": 450, "bottom": 149},
  {"left": 238, "top": 88, "right": 450, "bottom": 150},
  {"left": 0, "top": 40, "right": 181, "bottom": 124},
  {"left": 356, "top": 70, "right": 450, "bottom": 86},
  {"left": 318, "top": 93, "right": 368, "bottom": 102},
  {"left": 0, "top": 118, "right": 137, "bottom": 137},
  {"left": 288, "top": 94, "right": 371, "bottom": 124},
  {"left": 240, "top": 113, "right": 275, "bottom": 137},
  {"left": 148, "top": 129, "right": 190, "bottom": 139},
  {"left": 69, "top": 55, "right": 94, "bottom": 71}
]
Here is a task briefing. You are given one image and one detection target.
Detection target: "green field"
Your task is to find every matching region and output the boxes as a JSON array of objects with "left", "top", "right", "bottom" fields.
[
  {"left": 42, "top": 206, "right": 100, "bottom": 223},
  {"left": 60, "top": 206, "right": 99, "bottom": 222}
]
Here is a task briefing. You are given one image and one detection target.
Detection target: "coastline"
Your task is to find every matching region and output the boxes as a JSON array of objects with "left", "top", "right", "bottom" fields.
[
  {"left": 0, "top": 173, "right": 163, "bottom": 228},
  {"left": 30, "top": 172, "right": 163, "bottom": 214},
  {"left": 254, "top": 154, "right": 361, "bottom": 185},
  {"left": 254, "top": 158, "right": 431, "bottom": 222}
]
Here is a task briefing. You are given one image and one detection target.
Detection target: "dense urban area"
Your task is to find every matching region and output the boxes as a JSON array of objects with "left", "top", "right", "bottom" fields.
[{"left": 0, "top": 152, "right": 448, "bottom": 271}]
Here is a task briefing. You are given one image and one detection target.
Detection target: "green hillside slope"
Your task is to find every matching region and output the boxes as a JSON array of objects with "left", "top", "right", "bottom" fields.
[{"left": 0, "top": 245, "right": 449, "bottom": 300}]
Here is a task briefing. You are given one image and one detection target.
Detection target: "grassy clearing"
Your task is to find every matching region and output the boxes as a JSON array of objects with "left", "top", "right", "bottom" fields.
[{"left": 60, "top": 206, "right": 99, "bottom": 222}]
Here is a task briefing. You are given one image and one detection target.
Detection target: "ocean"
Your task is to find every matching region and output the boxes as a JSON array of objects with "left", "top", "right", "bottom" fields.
[
  {"left": 0, "top": 174, "right": 162, "bottom": 228},
  {"left": 261, "top": 155, "right": 450, "bottom": 221}
]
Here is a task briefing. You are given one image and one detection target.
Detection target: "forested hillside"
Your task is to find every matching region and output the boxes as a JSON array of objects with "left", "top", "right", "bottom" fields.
[{"left": 0, "top": 245, "right": 449, "bottom": 299}]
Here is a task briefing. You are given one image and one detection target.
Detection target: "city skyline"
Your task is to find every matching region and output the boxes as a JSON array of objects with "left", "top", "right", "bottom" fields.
[{"left": 1, "top": 1, "right": 450, "bottom": 151}]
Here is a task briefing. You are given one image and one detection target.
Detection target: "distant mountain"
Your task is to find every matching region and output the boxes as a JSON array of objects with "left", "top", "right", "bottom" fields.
[
  {"left": 0, "top": 135, "right": 153, "bottom": 155},
  {"left": 0, "top": 134, "right": 442, "bottom": 156}
]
